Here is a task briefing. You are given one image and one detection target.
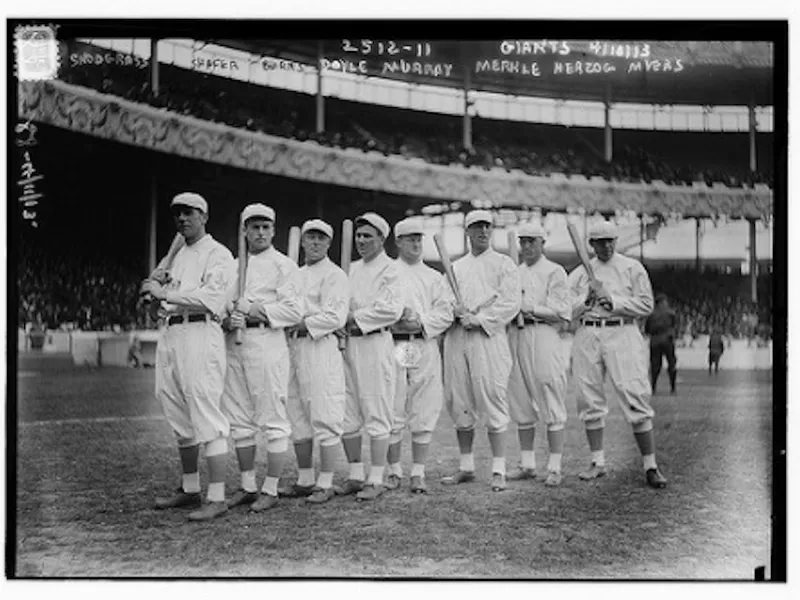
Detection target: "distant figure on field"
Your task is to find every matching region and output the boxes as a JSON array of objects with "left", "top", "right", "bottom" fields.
[{"left": 708, "top": 328, "right": 724, "bottom": 375}]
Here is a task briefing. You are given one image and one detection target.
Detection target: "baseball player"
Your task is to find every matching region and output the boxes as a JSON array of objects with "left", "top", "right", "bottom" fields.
[
  {"left": 142, "top": 192, "right": 235, "bottom": 521},
  {"left": 385, "top": 218, "right": 454, "bottom": 494},
  {"left": 441, "top": 209, "right": 521, "bottom": 492},
  {"left": 222, "top": 203, "right": 303, "bottom": 513},
  {"left": 708, "top": 326, "right": 724, "bottom": 374},
  {"left": 567, "top": 221, "right": 667, "bottom": 489},
  {"left": 644, "top": 293, "right": 678, "bottom": 394},
  {"left": 338, "top": 212, "right": 404, "bottom": 501},
  {"left": 506, "top": 222, "right": 571, "bottom": 487},
  {"left": 284, "top": 219, "right": 349, "bottom": 505}
]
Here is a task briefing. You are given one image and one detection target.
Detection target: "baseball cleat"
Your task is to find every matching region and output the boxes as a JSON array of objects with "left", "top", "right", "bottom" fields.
[
  {"left": 578, "top": 463, "right": 607, "bottom": 480},
  {"left": 440, "top": 471, "right": 475, "bottom": 485},
  {"left": 356, "top": 484, "right": 385, "bottom": 501},
  {"left": 154, "top": 488, "right": 202, "bottom": 510},
  {"left": 506, "top": 467, "right": 538, "bottom": 481},
  {"left": 188, "top": 501, "right": 228, "bottom": 521},
  {"left": 334, "top": 479, "right": 364, "bottom": 496},
  {"left": 646, "top": 468, "right": 668, "bottom": 489},
  {"left": 409, "top": 476, "right": 428, "bottom": 494},
  {"left": 250, "top": 493, "right": 280, "bottom": 512},
  {"left": 278, "top": 483, "right": 315, "bottom": 498},
  {"left": 384, "top": 474, "right": 402, "bottom": 490},
  {"left": 490, "top": 473, "right": 507, "bottom": 491},
  {"left": 305, "top": 487, "right": 336, "bottom": 505},
  {"left": 544, "top": 471, "right": 563, "bottom": 487},
  {"left": 227, "top": 489, "right": 259, "bottom": 508}
]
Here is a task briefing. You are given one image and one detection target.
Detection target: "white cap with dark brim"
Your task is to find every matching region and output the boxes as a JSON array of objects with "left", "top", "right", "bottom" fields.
[
  {"left": 517, "top": 222, "right": 548, "bottom": 240},
  {"left": 394, "top": 217, "right": 425, "bottom": 238},
  {"left": 588, "top": 221, "right": 618, "bottom": 240},
  {"left": 171, "top": 192, "right": 208, "bottom": 214},
  {"left": 241, "top": 203, "right": 276, "bottom": 223},
  {"left": 356, "top": 212, "right": 390, "bottom": 239},
  {"left": 465, "top": 209, "right": 494, "bottom": 228},
  {"left": 301, "top": 218, "right": 334, "bottom": 238}
]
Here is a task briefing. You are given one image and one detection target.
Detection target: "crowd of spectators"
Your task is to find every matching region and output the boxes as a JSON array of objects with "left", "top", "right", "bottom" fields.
[
  {"left": 18, "top": 243, "right": 146, "bottom": 332},
  {"left": 56, "top": 48, "right": 774, "bottom": 189},
  {"left": 650, "top": 266, "right": 773, "bottom": 344}
]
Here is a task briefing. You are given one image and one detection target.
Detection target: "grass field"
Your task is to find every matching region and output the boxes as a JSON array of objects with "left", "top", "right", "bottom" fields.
[{"left": 13, "top": 352, "right": 773, "bottom": 579}]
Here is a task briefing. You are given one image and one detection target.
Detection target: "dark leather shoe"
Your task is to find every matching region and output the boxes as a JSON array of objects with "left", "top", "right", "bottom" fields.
[
  {"left": 356, "top": 483, "right": 385, "bottom": 501},
  {"left": 441, "top": 471, "right": 475, "bottom": 485},
  {"left": 334, "top": 479, "right": 364, "bottom": 496},
  {"left": 384, "top": 474, "right": 402, "bottom": 490},
  {"left": 227, "top": 489, "right": 259, "bottom": 508},
  {"left": 409, "top": 476, "right": 428, "bottom": 494},
  {"left": 305, "top": 487, "right": 336, "bottom": 504},
  {"left": 154, "top": 488, "right": 202, "bottom": 510},
  {"left": 188, "top": 501, "right": 228, "bottom": 521},
  {"left": 278, "top": 483, "right": 315, "bottom": 498},
  {"left": 250, "top": 493, "right": 280, "bottom": 512},
  {"left": 506, "top": 467, "right": 537, "bottom": 481},
  {"left": 646, "top": 468, "right": 667, "bottom": 489}
]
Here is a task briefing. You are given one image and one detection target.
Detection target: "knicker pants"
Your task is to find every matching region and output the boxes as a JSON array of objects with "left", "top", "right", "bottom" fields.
[
  {"left": 392, "top": 338, "right": 444, "bottom": 435},
  {"left": 156, "top": 321, "right": 229, "bottom": 443},
  {"left": 343, "top": 331, "right": 396, "bottom": 439},
  {"left": 571, "top": 324, "right": 655, "bottom": 426},
  {"left": 222, "top": 327, "right": 291, "bottom": 443},
  {"left": 287, "top": 334, "right": 345, "bottom": 446},
  {"left": 444, "top": 326, "right": 512, "bottom": 433}
]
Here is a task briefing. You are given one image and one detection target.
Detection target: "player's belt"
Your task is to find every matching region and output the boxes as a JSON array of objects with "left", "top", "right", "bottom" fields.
[
  {"left": 245, "top": 320, "right": 268, "bottom": 329},
  {"left": 287, "top": 329, "right": 310, "bottom": 338},
  {"left": 392, "top": 332, "right": 425, "bottom": 341},
  {"left": 349, "top": 327, "right": 389, "bottom": 337},
  {"left": 166, "top": 313, "right": 218, "bottom": 326},
  {"left": 581, "top": 317, "right": 635, "bottom": 328},
  {"left": 522, "top": 317, "right": 548, "bottom": 326}
]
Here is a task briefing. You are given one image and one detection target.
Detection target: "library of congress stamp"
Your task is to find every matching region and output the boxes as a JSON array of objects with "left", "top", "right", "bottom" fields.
[{"left": 15, "top": 25, "right": 59, "bottom": 81}]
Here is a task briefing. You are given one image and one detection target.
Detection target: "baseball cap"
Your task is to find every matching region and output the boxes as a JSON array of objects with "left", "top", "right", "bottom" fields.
[
  {"left": 394, "top": 217, "right": 425, "bottom": 238},
  {"left": 517, "top": 222, "right": 548, "bottom": 240},
  {"left": 588, "top": 221, "right": 618, "bottom": 240},
  {"left": 241, "top": 203, "right": 276, "bottom": 223},
  {"left": 301, "top": 218, "right": 334, "bottom": 238},
  {"left": 355, "top": 212, "right": 390, "bottom": 239},
  {"left": 464, "top": 209, "right": 494, "bottom": 228},
  {"left": 171, "top": 192, "right": 208, "bottom": 214}
]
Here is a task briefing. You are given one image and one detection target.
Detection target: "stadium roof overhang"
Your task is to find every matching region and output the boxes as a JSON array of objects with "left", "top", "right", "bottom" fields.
[{"left": 213, "top": 39, "right": 774, "bottom": 107}]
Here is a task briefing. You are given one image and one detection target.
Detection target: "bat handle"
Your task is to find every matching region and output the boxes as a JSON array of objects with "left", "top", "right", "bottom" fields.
[
  {"left": 516, "top": 313, "right": 525, "bottom": 329},
  {"left": 235, "top": 328, "right": 243, "bottom": 345}
]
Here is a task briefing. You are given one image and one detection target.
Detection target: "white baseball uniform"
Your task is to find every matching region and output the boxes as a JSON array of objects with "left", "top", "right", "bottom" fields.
[
  {"left": 567, "top": 253, "right": 655, "bottom": 426},
  {"left": 343, "top": 251, "right": 403, "bottom": 439},
  {"left": 155, "top": 234, "right": 234, "bottom": 443},
  {"left": 507, "top": 256, "right": 571, "bottom": 428},
  {"left": 222, "top": 246, "right": 303, "bottom": 443},
  {"left": 391, "top": 259, "right": 454, "bottom": 436},
  {"left": 443, "top": 248, "right": 521, "bottom": 433},
  {"left": 287, "top": 256, "right": 349, "bottom": 446}
]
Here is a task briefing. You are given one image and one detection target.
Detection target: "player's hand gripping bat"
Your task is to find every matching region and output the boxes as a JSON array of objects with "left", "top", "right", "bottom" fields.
[
  {"left": 566, "top": 222, "right": 611, "bottom": 311},
  {"left": 336, "top": 219, "right": 354, "bottom": 350},
  {"left": 506, "top": 229, "right": 525, "bottom": 328},
  {"left": 433, "top": 231, "right": 468, "bottom": 323},
  {"left": 141, "top": 232, "right": 184, "bottom": 304}
]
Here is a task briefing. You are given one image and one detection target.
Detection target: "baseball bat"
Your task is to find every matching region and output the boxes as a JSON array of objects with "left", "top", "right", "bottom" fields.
[
  {"left": 433, "top": 232, "right": 463, "bottom": 307},
  {"left": 143, "top": 232, "right": 184, "bottom": 304},
  {"left": 338, "top": 219, "right": 354, "bottom": 350},
  {"left": 566, "top": 221, "right": 596, "bottom": 281},
  {"left": 287, "top": 226, "right": 301, "bottom": 264},
  {"left": 506, "top": 229, "right": 525, "bottom": 328},
  {"left": 235, "top": 217, "right": 247, "bottom": 345}
]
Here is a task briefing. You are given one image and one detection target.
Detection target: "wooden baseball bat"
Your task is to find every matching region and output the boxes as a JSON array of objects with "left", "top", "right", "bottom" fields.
[
  {"left": 506, "top": 229, "right": 525, "bottom": 328},
  {"left": 235, "top": 216, "right": 247, "bottom": 345},
  {"left": 338, "top": 219, "right": 354, "bottom": 350},
  {"left": 433, "top": 232, "right": 463, "bottom": 307},
  {"left": 287, "top": 226, "right": 301, "bottom": 264},
  {"left": 143, "top": 232, "right": 184, "bottom": 304},
  {"left": 566, "top": 221, "right": 596, "bottom": 282}
]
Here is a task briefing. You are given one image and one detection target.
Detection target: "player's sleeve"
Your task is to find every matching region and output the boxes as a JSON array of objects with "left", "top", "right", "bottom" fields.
[
  {"left": 567, "top": 266, "right": 590, "bottom": 312},
  {"left": 353, "top": 262, "right": 404, "bottom": 333},
  {"left": 305, "top": 267, "right": 349, "bottom": 339},
  {"left": 165, "top": 247, "right": 234, "bottom": 317},
  {"left": 420, "top": 273, "right": 455, "bottom": 339},
  {"left": 474, "top": 256, "right": 521, "bottom": 336},
  {"left": 532, "top": 265, "right": 571, "bottom": 322},
  {"left": 256, "top": 259, "right": 304, "bottom": 328},
  {"left": 609, "top": 262, "right": 654, "bottom": 318}
]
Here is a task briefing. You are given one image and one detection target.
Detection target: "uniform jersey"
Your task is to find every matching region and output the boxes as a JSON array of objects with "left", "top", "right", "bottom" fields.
[
  {"left": 394, "top": 258, "right": 453, "bottom": 338},
  {"left": 519, "top": 256, "right": 571, "bottom": 323},
  {"left": 645, "top": 308, "right": 677, "bottom": 343},
  {"left": 567, "top": 253, "right": 654, "bottom": 320}
]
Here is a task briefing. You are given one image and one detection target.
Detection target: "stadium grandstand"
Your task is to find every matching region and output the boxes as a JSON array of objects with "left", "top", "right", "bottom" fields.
[{"left": 15, "top": 34, "right": 775, "bottom": 343}]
